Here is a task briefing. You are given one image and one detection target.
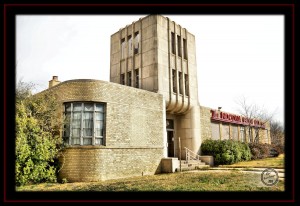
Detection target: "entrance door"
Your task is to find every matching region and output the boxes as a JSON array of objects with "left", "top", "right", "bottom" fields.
[
  {"left": 166, "top": 119, "right": 175, "bottom": 157},
  {"left": 167, "top": 130, "right": 175, "bottom": 157}
]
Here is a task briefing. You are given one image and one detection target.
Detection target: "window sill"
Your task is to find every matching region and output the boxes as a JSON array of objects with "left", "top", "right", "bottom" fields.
[{"left": 63, "top": 145, "right": 106, "bottom": 149}]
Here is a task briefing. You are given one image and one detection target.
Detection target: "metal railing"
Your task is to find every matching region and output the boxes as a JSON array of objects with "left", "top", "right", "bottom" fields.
[{"left": 184, "top": 147, "right": 201, "bottom": 164}]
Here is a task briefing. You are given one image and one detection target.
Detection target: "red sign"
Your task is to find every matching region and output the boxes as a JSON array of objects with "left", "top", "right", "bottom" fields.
[{"left": 210, "top": 110, "right": 265, "bottom": 128}]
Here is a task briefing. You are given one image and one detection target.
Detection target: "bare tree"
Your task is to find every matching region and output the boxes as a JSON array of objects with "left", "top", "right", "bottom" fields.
[
  {"left": 235, "top": 96, "right": 276, "bottom": 143},
  {"left": 270, "top": 120, "right": 284, "bottom": 146},
  {"left": 16, "top": 78, "right": 35, "bottom": 102}
]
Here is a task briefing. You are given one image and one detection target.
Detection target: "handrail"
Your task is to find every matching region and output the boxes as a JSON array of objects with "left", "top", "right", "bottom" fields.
[{"left": 184, "top": 147, "right": 201, "bottom": 164}]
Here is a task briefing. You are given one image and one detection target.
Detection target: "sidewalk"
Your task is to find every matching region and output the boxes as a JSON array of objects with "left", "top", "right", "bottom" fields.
[{"left": 192, "top": 167, "right": 285, "bottom": 179}]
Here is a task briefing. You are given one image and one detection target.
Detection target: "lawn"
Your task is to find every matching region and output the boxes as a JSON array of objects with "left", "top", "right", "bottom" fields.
[
  {"left": 16, "top": 169, "right": 284, "bottom": 192},
  {"left": 218, "top": 154, "right": 285, "bottom": 168}
]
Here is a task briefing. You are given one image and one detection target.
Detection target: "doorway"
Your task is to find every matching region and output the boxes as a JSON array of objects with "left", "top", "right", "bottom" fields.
[
  {"left": 166, "top": 119, "right": 175, "bottom": 157},
  {"left": 167, "top": 130, "right": 175, "bottom": 157}
]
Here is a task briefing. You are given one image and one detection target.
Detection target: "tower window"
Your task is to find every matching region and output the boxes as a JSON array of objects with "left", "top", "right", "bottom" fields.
[
  {"left": 184, "top": 74, "right": 189, "bottom": 96},
  {"left": 179, "top": 71, "right": 183, "bottom": 95},
  {"left": 171, "top": 32, "right": 175, "bottom": 55},
  {"left": 134, "top": 32, "right": 140, "bottom": 54},
  {"left": 135, "top": 69, "right": 139, "bottom": 88},
  {"left": 127, "top": 71, "right": 132, "bottom": 86},
  {"left": 128, "top": 35, "right": 133, "bottom": 56},
  {"left": 121, "top": 38, "right": 126, "bottom": 59},
  {"left": 172, "top": 69, "right": 177, "bottom": 93},
  {"left": 120, "top": 73, "right": 125, "bottom": 85},
  {"left": 183, "top": 38, "right": 187, "bottom": 59},
  {"left": 177, "top": 35, "right": 182, "bottom": 57}
]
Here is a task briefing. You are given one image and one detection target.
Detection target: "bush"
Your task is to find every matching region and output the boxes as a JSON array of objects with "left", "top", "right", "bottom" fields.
[
  {"left": 271, "top": 143, "right": 284, "bottom": 155},
  {"left": 248, "top": 143, "right": 284, "bottom": 159},
  {"left": 15, "top": 92, "right": 63, "bottom": 186},
  {"left": 16, "top": 102, "right": 59, "bottom": 186},
  {"left": 248, "top": 143, "right": 269, "bottom": 160},
  {"left": 201, "top": 139, "right": 251, "bottom": 165},
  {"left": 249, "top": 142, "right": 285, "bottom": 160}
]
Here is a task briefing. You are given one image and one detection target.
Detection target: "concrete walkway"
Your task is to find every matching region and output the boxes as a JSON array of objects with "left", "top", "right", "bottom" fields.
[
  {"left": 209, "top": 167, "right": 284, "bottom": 178},
  {"left": 187, "top": 167, "right": 285, "bottom": 179}
]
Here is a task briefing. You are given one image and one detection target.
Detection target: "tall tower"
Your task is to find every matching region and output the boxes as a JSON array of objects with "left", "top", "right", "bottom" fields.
[{"left": 110, "top": 15, "right": 201, "bottom": 158}]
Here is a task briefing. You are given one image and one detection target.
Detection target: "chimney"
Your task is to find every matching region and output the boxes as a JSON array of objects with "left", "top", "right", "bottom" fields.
[{"left": 49, "top": 76, "right": 61, "bottom": 88}]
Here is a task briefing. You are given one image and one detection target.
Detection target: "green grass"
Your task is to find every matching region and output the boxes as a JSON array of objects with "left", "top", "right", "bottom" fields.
[
  {"left": 16, "top": 170, "right": 284, "bottom": 192},
  {"left": 218, "top": 154, "right": 284, "bottom": 168}
]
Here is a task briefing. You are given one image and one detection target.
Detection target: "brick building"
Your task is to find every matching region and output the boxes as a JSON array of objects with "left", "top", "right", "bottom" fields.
[{"left": 37, "top": 15, "right": 270, "bottom": 182}]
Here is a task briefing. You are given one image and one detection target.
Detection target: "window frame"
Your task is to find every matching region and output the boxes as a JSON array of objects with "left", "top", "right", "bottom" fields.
[
  {"left": 178, "top": 71, "right": 183, "bottom": 95},
  {"left": 127, "top": 71, "right": 132, "bottom": 86},
  {"left": 120, "top": 73, "right": 125, "bottom": 85},
  {"left": 121, "top": 38, "right": 126, "bottom": 59},
  {"left": 134, "top": 31, "right": 140, "bottom": 55},
  {"left": 135, "top": 68, "right": 139, "bottom": 88},
  {"left": 171, "top": 32, "right": 175, "bottom": 55},
  {"left": 63, "top": 102, "right": 106, "bottom": 146},
  {"left": 128, "top": 35, "right": 133, "bottom": 56},
  {"left": 177, "top": 35, "right": 182, "bottom": 57},
  {"left": 184, "top": 74, "right": 189, "bottom": 96},
  {"left": 183, "top": 38, "right": 187, "bottom": 59},
  {"left": 172, "top": 69, "right": 177, "bottom": 93}
]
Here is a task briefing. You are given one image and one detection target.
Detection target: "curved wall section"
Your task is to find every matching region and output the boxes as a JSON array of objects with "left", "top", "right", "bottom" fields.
[{"left": 41, "top": 79, "right": 165, "bottom": 182}]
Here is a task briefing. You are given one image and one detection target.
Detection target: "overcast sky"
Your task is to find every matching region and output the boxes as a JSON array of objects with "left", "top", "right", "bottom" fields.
[{"left": 16, "top": 14, "right": 284, "bottom": 124}]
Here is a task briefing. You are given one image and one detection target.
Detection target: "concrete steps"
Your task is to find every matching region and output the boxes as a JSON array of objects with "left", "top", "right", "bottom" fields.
[{"left": 176, "top": 160, "right": 208, "bottom": 172}]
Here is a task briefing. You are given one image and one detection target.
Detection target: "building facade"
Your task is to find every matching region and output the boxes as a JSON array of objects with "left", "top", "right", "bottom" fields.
[
  {"left": 110, "top": 15, "right": 201, "bottom": 159},
  {"left": 200, "top": 106, "right": 270, "bottom": 144},
  {"left": 37, "top": 15, "right": 270, "bottom": 182},
  {"left": 41, "top": 79, "right": 165, "bottom": 182}
]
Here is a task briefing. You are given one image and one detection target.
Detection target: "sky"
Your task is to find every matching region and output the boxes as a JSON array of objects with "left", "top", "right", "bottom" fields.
[{"left": 16, "top": 14, "right": 284, "bottom": 124}]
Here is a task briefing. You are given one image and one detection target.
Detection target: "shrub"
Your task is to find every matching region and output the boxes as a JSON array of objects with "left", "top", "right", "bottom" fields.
[
  {"left": 16, "top": 102, "right": 59, "bottom": 186},
  {"left": 271, "top": 143, "right": 284, "bottom": 155},
  {"left": 248, "top": 143, "right": 272, "bottom": 160},
  {"left": 240, "top": 141, "right": 252, "bottom": 161},
  {"left": 248, "top": 142, "right": 284, "bottom": 160},
  {"left": 201, "top": 139, "right": 251, "bottom": 165},
  {"left": 15, "top": 92, "right": 63, "bottom": 186}
]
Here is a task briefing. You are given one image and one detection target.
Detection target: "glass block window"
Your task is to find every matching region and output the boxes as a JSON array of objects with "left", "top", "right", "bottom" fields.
[{"left": 63, "top": 102, "right": 105, "bottom": 146}]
